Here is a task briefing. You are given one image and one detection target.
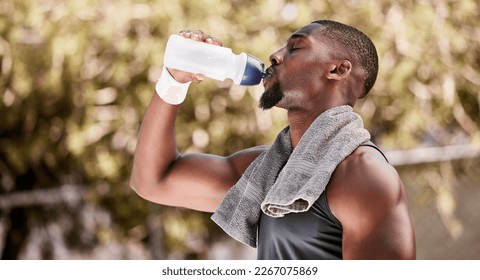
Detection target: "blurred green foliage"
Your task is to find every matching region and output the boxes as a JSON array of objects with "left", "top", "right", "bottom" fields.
[{"left": 0, "top": 0, "right": 479, "bottom": 259}]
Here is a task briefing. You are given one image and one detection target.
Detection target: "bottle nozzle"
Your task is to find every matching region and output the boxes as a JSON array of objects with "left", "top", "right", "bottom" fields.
[{"left": 240, "top": 54, "right": 265, "bottom": 86}]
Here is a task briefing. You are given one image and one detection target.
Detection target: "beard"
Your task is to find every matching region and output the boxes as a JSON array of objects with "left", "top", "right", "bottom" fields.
[{"left": 259, "top": 81, "right": 284, "bottom": 110}]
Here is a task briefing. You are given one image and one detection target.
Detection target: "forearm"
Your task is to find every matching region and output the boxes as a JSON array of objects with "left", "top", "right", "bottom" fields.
[{"left": 130, "top": 94, "right": 180, "bottom": 194}]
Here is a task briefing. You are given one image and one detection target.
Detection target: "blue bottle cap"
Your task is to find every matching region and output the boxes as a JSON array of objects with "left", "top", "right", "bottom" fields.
[{"left": 240, "top": 54, "right": 265, "bottom": 86}]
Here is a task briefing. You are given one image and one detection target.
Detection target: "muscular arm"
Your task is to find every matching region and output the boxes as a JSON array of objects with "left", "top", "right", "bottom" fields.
[
  {"left": 327, "top": 147, "right": 416, "bottom": 259},
  {"left": 130, "top": 31, "right": 265, "bottom": 213},
  {"left": 130, "top": 92, "right": 264, "bottom": 213}
]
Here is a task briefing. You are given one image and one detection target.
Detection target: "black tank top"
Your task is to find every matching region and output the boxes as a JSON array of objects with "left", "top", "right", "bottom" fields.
[{"left": 256, "top": 141, "right": 388, "bottom": 260}]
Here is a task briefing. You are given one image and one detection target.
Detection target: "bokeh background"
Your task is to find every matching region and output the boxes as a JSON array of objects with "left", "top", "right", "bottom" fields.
[{"left": 1, "top": 0, "right": 479, "bottom": 259}]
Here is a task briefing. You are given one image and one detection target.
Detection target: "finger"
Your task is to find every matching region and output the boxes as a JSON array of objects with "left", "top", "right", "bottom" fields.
[
  {"left": 180, "top": 30, "right": 223, "bottom": 45},
  {"left": 192, "top": 73, "right": 206, "bottom": 83},
  {"left": 179, "top": 30, "right": 204, "bottom": 41},
  {"left": 204, "top": 36, "right": 223, "bottom": 46}
]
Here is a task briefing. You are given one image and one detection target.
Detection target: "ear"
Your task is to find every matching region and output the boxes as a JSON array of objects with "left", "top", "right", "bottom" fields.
[{"left": 326, "top": 60, "right": 352, "bottom": 80}]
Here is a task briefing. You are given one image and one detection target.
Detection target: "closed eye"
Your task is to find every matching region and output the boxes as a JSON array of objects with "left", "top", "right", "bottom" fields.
[
  {"left": 289, "top": 42, "right": 301, "bottom": 53},
  {"left": 287, "top": 36, "right": 305, "bottom": 53}
]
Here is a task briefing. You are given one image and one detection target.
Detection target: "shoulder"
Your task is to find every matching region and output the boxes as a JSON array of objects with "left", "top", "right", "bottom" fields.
[
  {"left": 326, "top": 146, "right": 416, "bottom": 259},
  {"left": 336, "top": 145, "right": 401, "bottom": 192},
  {"left": 327, "top": 145, "right": 405, "bottom": 222}
]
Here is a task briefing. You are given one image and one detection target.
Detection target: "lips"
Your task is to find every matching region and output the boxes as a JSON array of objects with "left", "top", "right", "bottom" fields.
[
  {"left": 264, "top": 66, "right": 275, "bottom": 77},
  {"left": 262, "top": 66, "right": 276, "bottom": 86}
]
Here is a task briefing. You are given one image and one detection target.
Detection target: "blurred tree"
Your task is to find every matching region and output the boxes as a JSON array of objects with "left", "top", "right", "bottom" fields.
[{"left": 0, "top": 0, "right": 479, "bottom": 259}]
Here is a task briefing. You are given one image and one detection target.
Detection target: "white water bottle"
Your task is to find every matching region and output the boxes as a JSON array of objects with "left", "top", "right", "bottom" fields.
[{"left": 163, "top": 34, "right": 265, "bottom": 86}]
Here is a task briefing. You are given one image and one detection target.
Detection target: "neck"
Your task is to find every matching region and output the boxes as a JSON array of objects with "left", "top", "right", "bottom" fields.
[
  {"left": 287, "top": 110, "right": 322, "bottom": 148},
  {"left": 284, "top": 87, "right": 357, "bottom": 148},
  {"left": 287, "top": 103, "right": 354, "bottom": 148}
]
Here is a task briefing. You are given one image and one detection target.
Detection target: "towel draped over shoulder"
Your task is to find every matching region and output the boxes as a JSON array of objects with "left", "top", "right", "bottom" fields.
[{"left": 211, "top": 105, "right": 370, "bottom": 248}]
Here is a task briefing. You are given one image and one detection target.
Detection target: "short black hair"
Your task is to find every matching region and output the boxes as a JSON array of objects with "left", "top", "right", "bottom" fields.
[{"left": 312, "top": 20, "right": 379, "bottom": 97}]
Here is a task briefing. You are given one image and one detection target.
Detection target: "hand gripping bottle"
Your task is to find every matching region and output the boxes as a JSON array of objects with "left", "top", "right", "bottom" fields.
[{"left": 163, "top": 34, "right": 265, "bottom": 86}]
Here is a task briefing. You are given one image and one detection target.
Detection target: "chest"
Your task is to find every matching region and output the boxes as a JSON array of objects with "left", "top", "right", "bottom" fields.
[{"left": 256, "top": 192, "right": 343, "bottom": 260}]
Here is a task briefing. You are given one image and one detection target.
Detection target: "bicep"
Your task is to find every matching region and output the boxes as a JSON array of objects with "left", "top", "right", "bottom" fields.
[{"left": 139, "top": 147, "right": 265, "bottom": 213}]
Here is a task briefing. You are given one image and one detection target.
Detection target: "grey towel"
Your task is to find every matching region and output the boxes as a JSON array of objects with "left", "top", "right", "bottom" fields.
[{"left": 211, "top": 105, "right": 370, "bottom": 248}]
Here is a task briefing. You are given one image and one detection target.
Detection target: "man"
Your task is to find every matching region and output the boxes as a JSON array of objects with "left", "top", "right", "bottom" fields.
[{"left": 130, "top": 20, "right": 416, "bottom": 259}]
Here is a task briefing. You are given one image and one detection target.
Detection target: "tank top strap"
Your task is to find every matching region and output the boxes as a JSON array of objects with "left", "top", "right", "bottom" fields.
[{"left": 359, "top": 140, "right": 389, "bottom": 163}]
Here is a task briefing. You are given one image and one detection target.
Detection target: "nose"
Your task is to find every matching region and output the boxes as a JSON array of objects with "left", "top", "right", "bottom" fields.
[{"left": 269, "top": 49, "right": 284, "bottom": 65}]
